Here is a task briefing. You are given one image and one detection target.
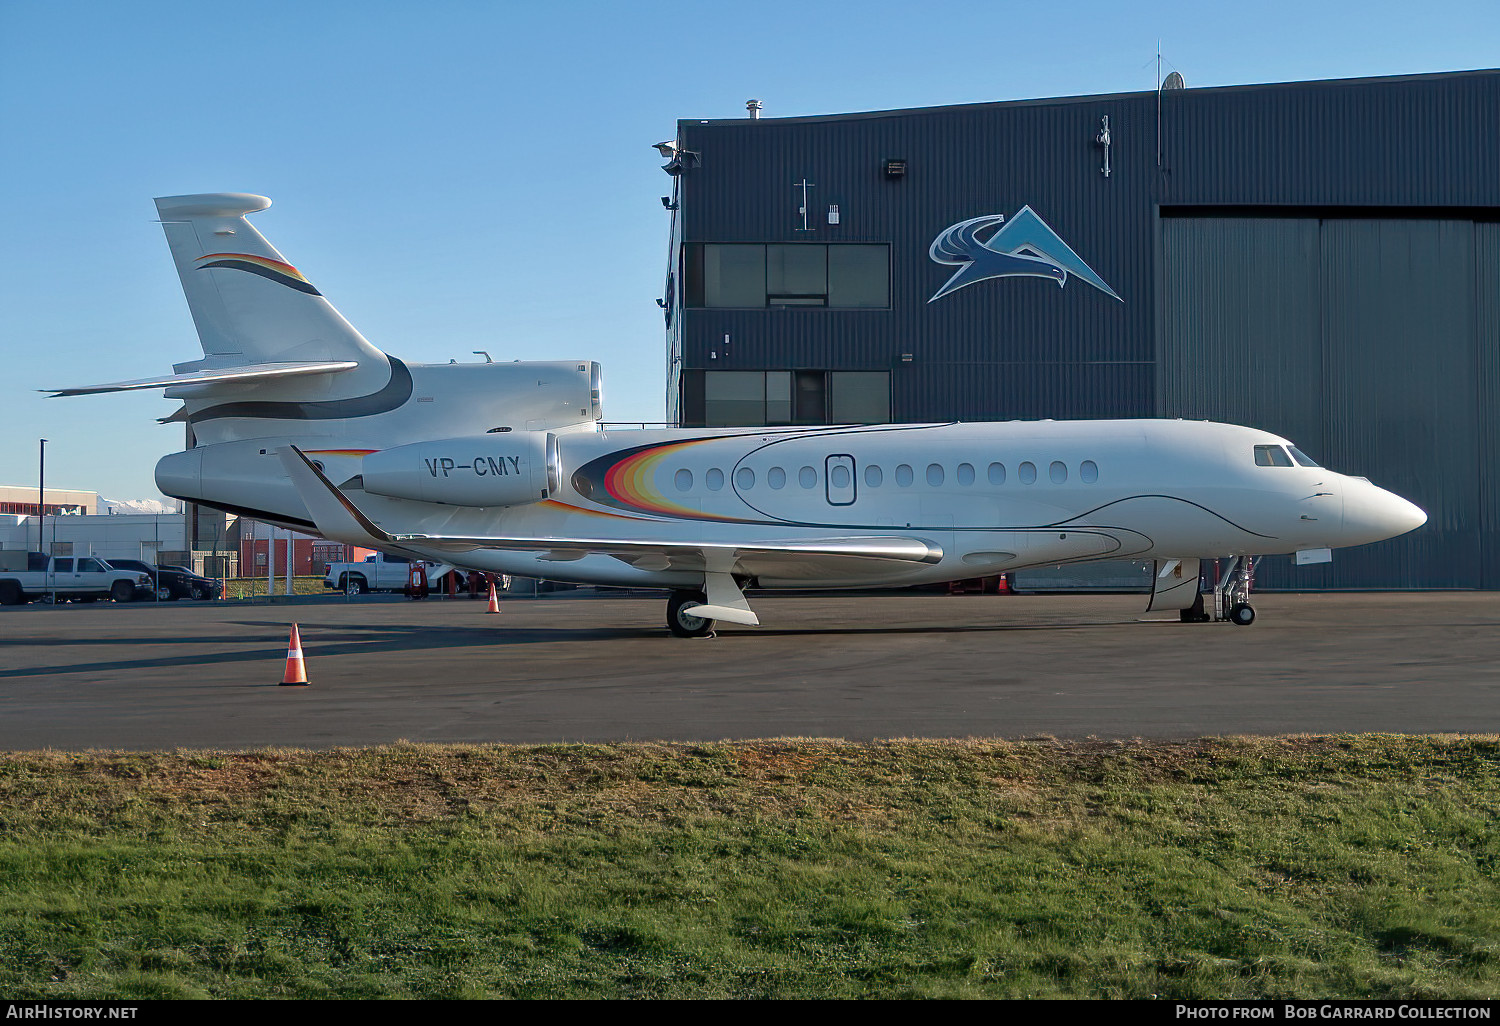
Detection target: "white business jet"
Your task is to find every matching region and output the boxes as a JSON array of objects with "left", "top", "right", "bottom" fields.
[{"left": 50, "top": 194, "right": 1426, "bottom": 635}]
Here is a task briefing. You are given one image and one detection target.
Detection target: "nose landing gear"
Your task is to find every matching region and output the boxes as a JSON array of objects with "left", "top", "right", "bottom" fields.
[
  {"left": 1179, "top": 556, "right": 1259, "bottom": 625},
  {"left": 1220, "top": 555, "right": 1257, "bottom": 626}
]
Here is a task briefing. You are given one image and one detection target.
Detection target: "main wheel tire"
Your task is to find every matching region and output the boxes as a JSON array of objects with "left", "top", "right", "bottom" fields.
[
  {"left": 110, "top": 581, "right": 134, "bottom": 603},
  {"left": 1229, "top": 603, "right": 1256, "bottom": 626},
  {"left": 667, "top": 590, "right": 715, "bottom": 638},
  {"left": 0, "top": 581, "right": 22, "bottom": 606},
  {"left": 1179, "top": 590, "right": 1210, "bottom": 623}
]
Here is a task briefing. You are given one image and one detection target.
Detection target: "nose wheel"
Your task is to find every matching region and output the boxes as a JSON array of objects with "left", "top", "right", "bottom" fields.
[
  {"left": 1228, "top": 603, "right": 1256, "bottom": 626},
  {"left": 667, "top": 589, "right": 716, "bottom": 638}
]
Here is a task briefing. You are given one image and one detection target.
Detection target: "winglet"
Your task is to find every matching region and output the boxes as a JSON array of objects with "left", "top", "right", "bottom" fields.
[{"left": 277, "top": 445, "right": 392, "bottom": 546}]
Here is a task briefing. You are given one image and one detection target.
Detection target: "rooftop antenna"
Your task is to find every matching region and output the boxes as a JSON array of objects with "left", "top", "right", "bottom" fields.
[{"left": 1155, "top": 44, "right": 1185, "bottom": 169}]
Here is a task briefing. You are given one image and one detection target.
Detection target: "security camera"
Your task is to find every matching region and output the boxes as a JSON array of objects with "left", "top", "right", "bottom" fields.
[
  {"left": 660, "top": 196, "right": 678, "bottom": 210},
  {"left": 652, "top": 140, "right": 679, "bottom": 158}
]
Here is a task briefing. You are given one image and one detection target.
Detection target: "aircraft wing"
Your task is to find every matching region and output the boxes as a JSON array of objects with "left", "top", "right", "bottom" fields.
[
  {"left": 278, "top": 445, "right": 943, "bottom": 579},
  {"left": 45, "top": 361, "right": 359, "bottom": 397}
]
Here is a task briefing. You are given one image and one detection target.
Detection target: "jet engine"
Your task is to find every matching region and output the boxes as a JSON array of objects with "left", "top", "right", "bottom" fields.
[{"left": 360, "top": 431, "right": 560, "bottom": 507}]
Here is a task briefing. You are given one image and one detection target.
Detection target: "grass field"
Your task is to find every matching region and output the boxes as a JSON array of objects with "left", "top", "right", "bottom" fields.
[
  {"left": 220, "top": 576, "right": 330, "bottom": 599},
  {"left": 0, "top": 736, "right": 1497, "bottom": 999}
]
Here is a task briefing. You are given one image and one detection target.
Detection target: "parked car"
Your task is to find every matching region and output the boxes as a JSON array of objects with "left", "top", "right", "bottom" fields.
[
  {"left": 102, "top": 559, "right": 222, "bottom": 601},
  {"left": 323, "top": 552, "right": 464, "bottom": 594},
  {"left": 0, "top": 553, "right": 152, "bottom": 605}
]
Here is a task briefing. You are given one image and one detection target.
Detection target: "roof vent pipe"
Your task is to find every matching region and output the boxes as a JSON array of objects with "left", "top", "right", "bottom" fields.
[{"left": 746, "top": 98, "right": 762, "bottom": 119}]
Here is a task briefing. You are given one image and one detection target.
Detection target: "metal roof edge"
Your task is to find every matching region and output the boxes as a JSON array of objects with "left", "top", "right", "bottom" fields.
[{"left": 676, "top": 67, "right": 1500, "bottom": 129}]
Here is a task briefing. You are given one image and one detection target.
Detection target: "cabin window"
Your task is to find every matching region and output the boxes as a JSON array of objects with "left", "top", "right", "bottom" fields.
[
  {"left": 895, "top": 464, "right": 914, "bottom": 487},
  {"left": 736, "top": 468, "right": 755, "bottom": 489},
  {"left": 1288, "top": 446, "right": 1321, "bottom": 468},
  {"left": 53, "top": 558, "right": 73, "bottom": 572},
  {"left": 865, "top": 465, "right": 883, "bottom": 487},
  {"left": 674, "top": 469, "right": 693, "bottom": 492},
  {"left": 706, "top": 468, "right": 724, "bottom": 491},
  {"left": 1254, "top": 445, "right": 1294, "bottom": 467},
  {"left": 768, "top": 467, "right": 786, "bottom": 489},
  {"left": 1019, "top": 461, "right": 1037, "bottom": 484},
  {"left": 1050, "top": 461, "right": 1068, "bottom": 484},
  {"left": 1080, "top": 460, "right": 1099, "bottom": 483},
  {"left": 926, "top": 464, "right": 945, "bottom": 487},
  {"left": 799, "top": 466, "right": 817, "bottom": 488},
  {"left": 988, "top": 462, "right": 1006, "bottom": 485},
  {"left": 957, "top": 463, "right": 975, "bottom": 485}
]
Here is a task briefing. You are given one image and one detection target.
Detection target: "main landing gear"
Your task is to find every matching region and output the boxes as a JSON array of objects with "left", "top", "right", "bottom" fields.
[
  {"left": 1180, "top": 555, "right": 1259, "bottom": 626},
  {"left": 666, "top": 573, "right": 762, "bottom": 638},
  {"left": 667, "top": 590, "right": 716, "bottom": 638}
]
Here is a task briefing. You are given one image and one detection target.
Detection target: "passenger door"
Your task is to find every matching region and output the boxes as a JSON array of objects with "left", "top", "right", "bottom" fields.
[{"left": 825, "top": 454, "right": 856, "bottom": 506}]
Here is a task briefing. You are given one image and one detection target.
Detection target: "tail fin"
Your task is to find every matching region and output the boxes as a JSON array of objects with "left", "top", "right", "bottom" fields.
[{"left": 155, "top": 193, "right": 386, "bottom": 368}]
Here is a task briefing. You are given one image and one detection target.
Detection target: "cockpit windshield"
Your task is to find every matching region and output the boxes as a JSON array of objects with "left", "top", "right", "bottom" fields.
[
  {"left": 1287, "top": 445, "right": 1321, "bottom": 468},
  {"left": 1254, "top": 443, "right": 1322, "bottom": 468},
  {"left": 1254, "top": 444, "right": 1294, "bottom": 467}
]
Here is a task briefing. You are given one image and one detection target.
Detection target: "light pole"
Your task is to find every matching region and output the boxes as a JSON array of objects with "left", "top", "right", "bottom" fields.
[{"left": 37, "top": 439, "right": 46, "bottom": 556}]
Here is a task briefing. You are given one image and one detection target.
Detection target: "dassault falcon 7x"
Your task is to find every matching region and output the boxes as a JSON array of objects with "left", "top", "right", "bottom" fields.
[{"left": 50, "top": 194, "right": 1427, "bottom": 636}]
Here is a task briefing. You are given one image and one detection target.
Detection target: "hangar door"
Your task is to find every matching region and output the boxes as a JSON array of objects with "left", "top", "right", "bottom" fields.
[{"left": 1159, "top": 216, "right": 1500, "bottom": 589}]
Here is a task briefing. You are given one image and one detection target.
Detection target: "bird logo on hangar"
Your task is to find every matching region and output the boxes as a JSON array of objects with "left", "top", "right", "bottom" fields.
[{"left": 927, "top": 206, "right": 1121, "bottom": 303}]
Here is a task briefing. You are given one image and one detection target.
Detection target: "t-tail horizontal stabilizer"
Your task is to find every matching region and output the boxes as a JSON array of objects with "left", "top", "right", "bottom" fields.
[{"left": 46, "top": 361, "right": 358, "bottom": 397}]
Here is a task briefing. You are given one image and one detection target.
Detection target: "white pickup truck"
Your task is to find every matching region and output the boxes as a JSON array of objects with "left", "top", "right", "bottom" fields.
[
  {"left": 0, "top": 554, "right": 154, "bottom": 605},
  {"left": 323, "top": 552, "right": 463, "bottom": 594}
]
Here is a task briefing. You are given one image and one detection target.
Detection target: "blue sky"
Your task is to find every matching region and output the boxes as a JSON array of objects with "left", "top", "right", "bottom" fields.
[{"left": 2, "top": 0, "right": 1497, "bottom": 499}]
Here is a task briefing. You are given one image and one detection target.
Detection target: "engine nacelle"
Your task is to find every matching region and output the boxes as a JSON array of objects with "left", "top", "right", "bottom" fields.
[{"left": 361, "top": 431, "right": 559, "bottom": 507}]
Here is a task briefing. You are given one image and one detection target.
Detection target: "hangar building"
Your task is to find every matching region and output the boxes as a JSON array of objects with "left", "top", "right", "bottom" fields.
[{"left": 660, "top": 69, "right": 1500, "bottom": 589}]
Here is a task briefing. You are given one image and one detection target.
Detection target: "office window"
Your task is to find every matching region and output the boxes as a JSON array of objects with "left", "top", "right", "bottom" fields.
[
  {"left": 767, "top": 245, "right": 826, "bottom": 305},
  {"left": 703, "top": 372, "right": 766, "bottom": 427},
  {"left": 829, "top": 372, "right": 890, "bottom": 423},
  {"left": 692, "top": 371, "right": 890, "bottom": 427},
  {"left": 766, "top": 371, "right": 793, "bottom": 423},
  {"left": 703, "top": 245, "right": 765, "bottom": 307},
  {"left": 828, "top": 245, "right": 889, "bottom": 307},
  {"left": 686, "top": 244, "right": 889, "bottom": 308}
]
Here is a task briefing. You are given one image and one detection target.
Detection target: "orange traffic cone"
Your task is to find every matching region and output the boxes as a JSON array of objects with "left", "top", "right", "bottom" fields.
[
  {"left": 485, "top": 581, "right": 500, "bottom": 614},
  {"left": 280, "top": 623, "right": 309, "bottom": 686},
  {"left": 995, "top": 573, "right": 1013, "bottom": 595}
]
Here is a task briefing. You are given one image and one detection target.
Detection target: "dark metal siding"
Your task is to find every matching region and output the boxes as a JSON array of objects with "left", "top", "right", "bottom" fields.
[
  {"left": 1161, "top": 216, "right": 1491, "bottom": 588},
  {"left": 671, "top": 70, "right": 1500, "bottom": 588},
  {"left": 1479, "top": 225, "right": 1500, "bottom": 588}
]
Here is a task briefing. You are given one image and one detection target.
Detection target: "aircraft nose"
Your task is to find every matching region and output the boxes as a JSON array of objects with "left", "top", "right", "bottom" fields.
[{"left": 1341, "top": 478, "right": 1427, "bottom": 545}]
